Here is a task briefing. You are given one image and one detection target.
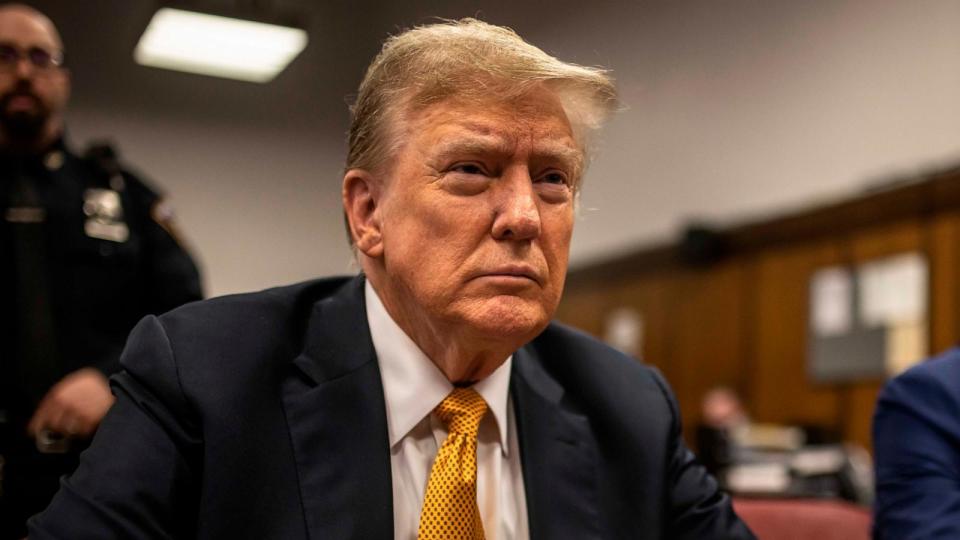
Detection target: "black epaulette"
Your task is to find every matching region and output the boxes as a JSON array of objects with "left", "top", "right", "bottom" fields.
[{"left": 83, "top": 141, "right": 127, "bottom": 192}]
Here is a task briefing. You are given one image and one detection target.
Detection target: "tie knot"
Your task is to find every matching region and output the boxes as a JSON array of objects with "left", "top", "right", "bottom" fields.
[{"left": 435, "top": 388, "right": 487, "bottom": 437}]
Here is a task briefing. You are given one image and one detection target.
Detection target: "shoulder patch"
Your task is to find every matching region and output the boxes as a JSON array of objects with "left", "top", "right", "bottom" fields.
[{"left": 151, "top": 199, "right": 189, "bottom": 247}]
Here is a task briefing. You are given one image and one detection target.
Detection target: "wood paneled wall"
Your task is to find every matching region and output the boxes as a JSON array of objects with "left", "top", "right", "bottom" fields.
[{"left": 557, "top": 170, "right": 960, "bottom": 451}]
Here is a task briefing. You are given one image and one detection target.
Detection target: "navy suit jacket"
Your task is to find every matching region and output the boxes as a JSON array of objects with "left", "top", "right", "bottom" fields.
[
  {"left": 874, "top": 349, "right": 960, "bottom": 539},
  {"left": 31, "top": 276, "right": 752, "bottom": 539}
]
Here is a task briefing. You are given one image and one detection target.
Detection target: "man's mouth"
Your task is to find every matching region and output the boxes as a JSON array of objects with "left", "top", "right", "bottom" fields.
[
  {"left": 5, "top": 93, "right": 39, "bottom": 112},
  {"left": 475, "top": 264, "right": 544, "bottom": 286}
]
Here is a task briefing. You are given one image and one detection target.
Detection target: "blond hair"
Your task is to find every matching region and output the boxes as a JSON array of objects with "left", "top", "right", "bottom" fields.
[{"left": 346, "top": 18, "right": 618, "bottom": 182}]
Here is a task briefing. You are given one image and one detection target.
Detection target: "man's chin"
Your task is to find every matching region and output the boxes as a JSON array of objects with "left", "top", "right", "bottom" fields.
[
  {"left": 460, "top": 296, "right": 553, "bottom": 343},
  {"left": 0, "top": 111, "right": 47, "bottom": 142}
]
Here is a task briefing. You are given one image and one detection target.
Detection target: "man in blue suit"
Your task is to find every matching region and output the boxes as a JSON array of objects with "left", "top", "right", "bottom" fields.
[
  {"left": 874, "top": 350, "right": 960, "bottom": 539},
  {"left": 30, "top": 18, "right": 753, "bottom": 539}
]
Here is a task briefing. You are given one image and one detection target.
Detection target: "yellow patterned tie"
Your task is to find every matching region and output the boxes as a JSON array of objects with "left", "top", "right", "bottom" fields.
[{"left": 417, "top": 387, "right": 488, "bottom": 540}]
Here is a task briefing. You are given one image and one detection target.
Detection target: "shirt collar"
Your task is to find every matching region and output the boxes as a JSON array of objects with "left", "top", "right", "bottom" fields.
[{"left": 365, "top": 280, "right": 512, "bottom": 455}]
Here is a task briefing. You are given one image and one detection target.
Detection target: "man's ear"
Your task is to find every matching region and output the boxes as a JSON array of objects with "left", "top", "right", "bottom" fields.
[{"left": 342, "top": 168, "right": 384, "bottom": 258}]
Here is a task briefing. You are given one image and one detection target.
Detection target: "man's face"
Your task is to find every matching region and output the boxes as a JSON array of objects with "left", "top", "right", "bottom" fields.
[
  {"left": 370, "top": 86, "right": 579, "bottom": 346},
  {"left": 0, "top": 9, "right": 68, "bottom": 142}
]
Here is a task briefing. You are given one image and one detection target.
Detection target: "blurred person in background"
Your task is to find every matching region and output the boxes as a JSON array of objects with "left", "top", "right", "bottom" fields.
[
  {"left": 696, "top": 386, "right": 750, "bottom": 479},
  {"left": 873, "top": 350, "right": 960, "bottom": 538},
  {"left": 0, "top": 4, "right": 202, "bottom": 537},
  {"left": 29, "top": 18, "right": 752, "bottom": 539},
  {"left": 696, "top": 385, "right": 873, "bottom": 504}
]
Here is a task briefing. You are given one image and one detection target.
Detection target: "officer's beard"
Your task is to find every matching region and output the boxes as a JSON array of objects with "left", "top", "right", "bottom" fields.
[{"left": 0, "top": 81, "right": 50, "bottom": 145}]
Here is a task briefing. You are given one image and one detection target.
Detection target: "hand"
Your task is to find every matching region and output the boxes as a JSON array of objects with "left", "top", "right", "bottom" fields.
[{"left": 27, "top": 368, "right": 115, "bottom": 439}]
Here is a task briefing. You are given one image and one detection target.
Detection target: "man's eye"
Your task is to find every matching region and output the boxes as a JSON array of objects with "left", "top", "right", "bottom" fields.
[
  {"left": 0, "top": 46, "right": 17, "bottom": 63},
  {"left": 28, "top": 48, "right": 53, "bottom": 68},
  {"left": 539, "top": 171, "right": 569, "bottom": 185},
  {"left": 450, "top": 163, "right": 485, "bottom": 175}
]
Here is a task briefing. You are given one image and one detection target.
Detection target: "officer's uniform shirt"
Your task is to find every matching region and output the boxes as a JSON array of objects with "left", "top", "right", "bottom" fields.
[{"left": 0, "top": 138, "right": 202, "bottom": 537}]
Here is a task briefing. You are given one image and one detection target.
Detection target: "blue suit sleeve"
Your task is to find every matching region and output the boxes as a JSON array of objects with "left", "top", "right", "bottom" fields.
[
  {"left": 28, "top": 315, "right": 201, "bottom": 539},
  {"left": 873, "top": 355, "right": 960, "bottom": 539}
]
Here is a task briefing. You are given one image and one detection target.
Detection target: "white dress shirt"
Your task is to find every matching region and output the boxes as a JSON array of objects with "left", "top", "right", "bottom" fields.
[{"left": 365, "top": 281, "right": 529, "bottom": 540}]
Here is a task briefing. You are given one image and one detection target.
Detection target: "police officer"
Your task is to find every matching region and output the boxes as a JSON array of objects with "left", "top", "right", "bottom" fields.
[{"left": 0, "top": 5, "right": 202, "bottom": 537}]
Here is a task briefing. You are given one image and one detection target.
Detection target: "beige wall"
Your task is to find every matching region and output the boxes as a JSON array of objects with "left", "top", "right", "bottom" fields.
[
  {"left": 63, "top": 0, "right": 960, "bottom": 296},
  {"left": 66, "top": 108, "right": 354, "bottom": 297},
  {"left": 566, "top": 0, "right": 960, "bottom": 264}
]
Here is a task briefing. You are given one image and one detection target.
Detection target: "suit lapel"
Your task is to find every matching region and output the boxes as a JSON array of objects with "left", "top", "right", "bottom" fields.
[
  {"left": 511, "top": 346, "right": 603, "bottom": 540},
  {"left": 281, "top": 277, "right": 393, "bottom": 539}
]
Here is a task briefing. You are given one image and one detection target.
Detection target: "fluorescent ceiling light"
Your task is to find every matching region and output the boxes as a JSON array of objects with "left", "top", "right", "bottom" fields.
[{"left": 134, "top": 7, "right": 307, "bottom": 83}]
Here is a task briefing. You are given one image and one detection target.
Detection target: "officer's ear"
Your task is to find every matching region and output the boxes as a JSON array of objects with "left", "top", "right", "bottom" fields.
[
  {"left": 342, "top": 168, "right": 384, "bottom": 258},
  {"left": 61, "top": 66, "right": 71, "bottom": 93}
]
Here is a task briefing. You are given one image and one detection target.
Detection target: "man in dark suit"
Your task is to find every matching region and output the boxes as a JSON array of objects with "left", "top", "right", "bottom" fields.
[
  {"left": 873, "top": 349, "right": 960, "bottom": 539},
  {"left": 30, "top": 18, "right": 753, "bottom": 539}
]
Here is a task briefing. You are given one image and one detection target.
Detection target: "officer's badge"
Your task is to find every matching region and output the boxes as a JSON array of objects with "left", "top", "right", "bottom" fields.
[
  {"left": 83, "top": 188, "right": 129, "bottom": 242},
  {"left": 43, "top": 150, "right": 64, "bottom": 171}
]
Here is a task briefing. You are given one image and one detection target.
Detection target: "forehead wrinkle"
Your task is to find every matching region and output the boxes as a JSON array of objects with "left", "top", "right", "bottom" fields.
[
  {"left": 432, "top": 117, "right": 578, "bottom": 155},
  {"left": 438, "top": 118, "right": 515, "bottom": 143},
  {"left": 538, "top": 141, "right": 579, "bottom": 158},
  {"left": 432, "top": 134, "right": 514, "bottom": 162}
]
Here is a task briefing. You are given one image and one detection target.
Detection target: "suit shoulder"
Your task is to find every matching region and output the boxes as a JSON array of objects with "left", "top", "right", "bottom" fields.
[
  {"left": 137, "top": 276, "right": 359, "bottom": 407},
  {"left": 879, "top": 348, "right": 960, "bottom": 411},
  {"left": 531, "top": 321, "right": 671, "bottom": 400},
  {"left": 535, "top": 321, "right": 659, "bottom": 374},
  {"left": 156, "top": 276, "right": 353, "bottom": 349},
  {"left": 520, "top": 322, "right": 679, "bottom": 451},
  {"left": 900, "top": 348, "right": 960, "bottom": 381}
]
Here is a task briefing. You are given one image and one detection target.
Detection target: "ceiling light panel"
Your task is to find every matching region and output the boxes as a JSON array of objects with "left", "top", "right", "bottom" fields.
[{"left": 134, "top": 8, "right": 308, "bottom": 83}]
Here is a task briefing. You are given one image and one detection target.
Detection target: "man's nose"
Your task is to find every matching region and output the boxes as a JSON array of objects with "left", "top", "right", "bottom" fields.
[
  {"left": 491, "top": 168, "right": 541, "bottom": 241},
  {"left": 14, "top": 57, "right": 35, "bottom": 79}
]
